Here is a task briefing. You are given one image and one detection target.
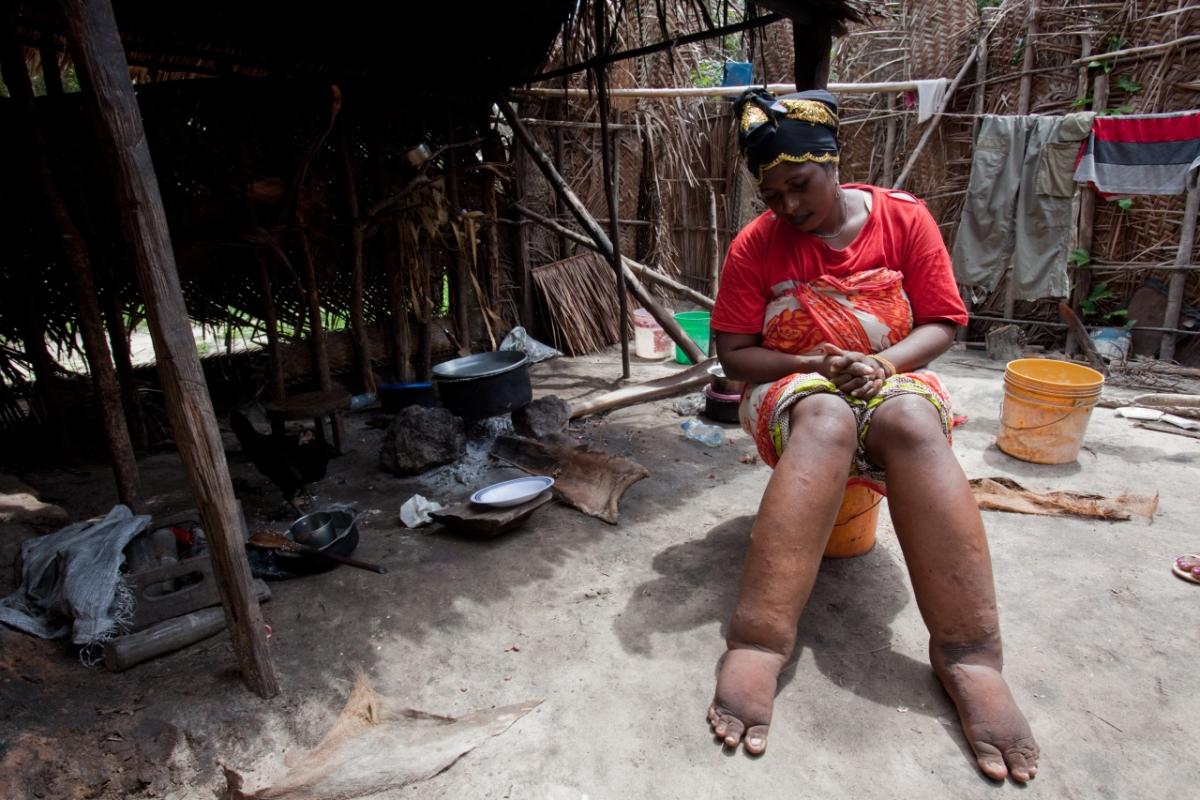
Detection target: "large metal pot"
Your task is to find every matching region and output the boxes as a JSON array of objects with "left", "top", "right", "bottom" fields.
[{"left": 432, "top": 351, "right": 532, "bottom": 419}]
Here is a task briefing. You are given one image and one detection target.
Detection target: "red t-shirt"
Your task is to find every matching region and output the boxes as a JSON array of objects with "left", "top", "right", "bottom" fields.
[{"left": 712, "top": 184, "right": 967, "bottom": 336}]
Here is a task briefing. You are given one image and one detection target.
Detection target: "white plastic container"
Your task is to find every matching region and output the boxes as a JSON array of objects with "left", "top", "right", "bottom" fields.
[{"left": 633, "top": 308, "right": 672, "bottom": 359}]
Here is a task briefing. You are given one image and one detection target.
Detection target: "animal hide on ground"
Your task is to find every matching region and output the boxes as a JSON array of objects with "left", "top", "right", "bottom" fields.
[
  {"left": 491, "top": 435, "right": 649, "bottom": 524},
  {"left": 223, "top": 675, "right": 540, "bottom": 799},
  {"left": 969, "top": 477, "right": 1158, "bottom": 521}
]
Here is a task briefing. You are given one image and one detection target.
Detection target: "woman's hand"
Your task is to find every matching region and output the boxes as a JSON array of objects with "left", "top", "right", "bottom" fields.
[{"left": 815, "top": 345, "right": 888, "bottom": 400}]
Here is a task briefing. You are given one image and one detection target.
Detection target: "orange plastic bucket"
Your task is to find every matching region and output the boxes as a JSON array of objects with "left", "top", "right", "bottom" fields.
[
  {"left": 824, "top": 483, "right": 881, "bottom": 558},
  {"left": 996, "top": 358, "right": 1104, "bottom": 464}
]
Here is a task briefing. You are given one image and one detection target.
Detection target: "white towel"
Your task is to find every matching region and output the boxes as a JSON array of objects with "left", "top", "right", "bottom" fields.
[{"left": 914, "top": 78, "right": 950, "bottom": 124}]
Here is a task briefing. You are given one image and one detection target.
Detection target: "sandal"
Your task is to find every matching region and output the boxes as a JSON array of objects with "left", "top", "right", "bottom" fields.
[{"left": 1173, "top": 554, "right": 1200, "bottom": 585}]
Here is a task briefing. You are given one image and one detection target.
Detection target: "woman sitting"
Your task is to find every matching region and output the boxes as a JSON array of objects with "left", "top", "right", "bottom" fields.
[{"left": 706, "top": 89, "right": 1039, "bottom": 783}]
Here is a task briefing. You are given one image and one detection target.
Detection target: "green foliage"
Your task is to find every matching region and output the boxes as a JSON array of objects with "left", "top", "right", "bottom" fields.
[
  {"left": 1098, "top": 104, "right": 1134, "bottom": 116},
  {"left": 1069, "top": 248, "right": 1091, "bottom": 268},
  {"left": 1081, "top": 282, "right": 1113, "bottom": 315},
  {"left": 1114, "top": 75, "right": 1141, "bottom": 94},
  {"left": 690, "top": 60, "right": 724, "bottom": 89},
  {"left": 1115, "top": 198, "right": 1134, "bottom": 211},
  {"left": 1081, "top": 282, "right": 1132, "bottom": 327}
]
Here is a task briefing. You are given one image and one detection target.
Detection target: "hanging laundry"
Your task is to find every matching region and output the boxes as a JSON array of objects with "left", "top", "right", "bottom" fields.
[
  {"left": 1073, "top": 110, "right": 1200, "bottom": 196},
  {"left": 909, "top": 79, "right": 950, "bottom": 124},
  {"left": 952, "top": 113, "right": 1094, "bottom": 301}
]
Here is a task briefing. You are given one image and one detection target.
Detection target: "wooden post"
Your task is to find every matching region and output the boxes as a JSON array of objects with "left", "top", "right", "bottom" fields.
[
  {"left": 881, "top": 92, "right": 897, "bottom": 188},
  {"left": 237, "top": 115, "right": 287, "bottom": 401},
  {"left": 445, "top": 106, "right": 472, "bottom": 350},
  {"left": 14, "top": 268, "right": 69, "bottom": 449},
  {"left": 1017, "top": 0, "right": 1039, "bottom": 117},
  {"left": 100, "top": 270, "right": 148, "bottom": 450},
  {"left": 594, "top": 7, "right": 630, "bottom": 379},
  {"left": 510, "top": 127, "right": 535, "bottom": 327},
  {"left": 59, "top": 0, "right": 277, "bottom": 698},
  {"left": 1003, "top": 2, "right": 1040, "bottom": 320},
  {"left": 1, "top": 9, "right": 139, "bottom": 508},
  {"left": 956, "top": 21, "right": 991, "bottom": 343},
  {"left": 254, "top": 261, "right": 286, "bottom": 400},
  {"left": 1066, "top": 70, "right": 1108, "bottom": 355},
  {"left": 707, "top": 186, "right": 720, "bottom": 298},
  {"left": 290, "top": 85, "right": 339, "bottom": 395},
  {"left": 39, "top": 38, "right": 63, "bottom": 95},
  {"left": 1160, "top": 184, "right": 1200, "bottom": 362},
  {"left": 338, "top": 114, "right": 376, "bottom": 394},
  {"left": 499, "top": 101, "right": 703, "bottom": 363},
  {"left": 481, "top": 125, "right": 505, "bottom": 310},
  {"left": 372, "top": 117, "right": 412, "bottom": 382},
  {"left": 553, "top": 121, "right": 570, "bottom": 259},
  {"left": 893, "top": 44, "right": 980, "bottom": 190}
]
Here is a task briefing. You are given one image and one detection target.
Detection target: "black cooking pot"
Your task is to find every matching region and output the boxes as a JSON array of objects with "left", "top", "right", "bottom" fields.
[{"left": 432, "top": 351, "right": 532, "bottom": 420}]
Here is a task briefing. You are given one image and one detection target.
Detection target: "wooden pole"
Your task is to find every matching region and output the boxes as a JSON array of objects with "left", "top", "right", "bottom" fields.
[
  {"left": 257, "top": 260, "right": 286, "bottom": 400},
  {"left": 481, "top": 126, "right": 505, "bottom": 310},
  {"left": 514, "top": 203, "right": 714, "bottom": 308},
  {"left": 517, "top": 79, "right": 932, "bottom": 100},
  {"left": 892, "top": 44, "right": 980, "bottom": 191},
  {"left": 510, "top": 129, "right": 535, "bottom": 327},
  {"left": 338, "top": 113, "right": 376, "bottom": 394},
  {"left": 371, "top": 116, "right": 413, "bottom": 382},
  {"left": 1066, "top": 70, "right": 1108, "bottom": 355},
  {"left": 99, "top": 270, "right": 148, "bottom": 450},
  {"left": 592, "top": 9, "right": 630, "bottom": 380},
  {"left": 881, "top": 92, "right": 897, "bottom": 187},
  {"left": 957, "top": 22, "right": 991, "bottom": 343},
  {"left": 445, "top": 106, "right": 472, "bottom": 350},
  {"left": 1, "top": 9, "right": 139, "bottom": 508},
  {"left": 707, "top": 186, "right": 721, "bottom": 299},
  {"left": 1017, "top": 0, "right": 1039, "bottom": 116},
  {"left": 39, "top": 37, "right": 63, "bottom": 95},
  {"left": 59, "top": 0, "right": 277, "bottom": 698},
  {"left": 1160, "top": 184, "right": 1200, "bottom": 362},
  {"left": 499, "top": 101, "right": 703, "bottom": 363},
  {"left": 1003, "top": 3, "right": 1040, "bottom": 320},
  {"left": 552, "top": 119, "right": 570, "bottom": 260}
]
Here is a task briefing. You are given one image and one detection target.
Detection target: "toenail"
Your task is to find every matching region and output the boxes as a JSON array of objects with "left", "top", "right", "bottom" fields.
[{"left": 749, "top": 737, "right": 763, "bottom": 748}]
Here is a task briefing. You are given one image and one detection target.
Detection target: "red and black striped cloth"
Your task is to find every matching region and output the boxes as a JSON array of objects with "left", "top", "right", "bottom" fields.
[{"left": 1073, "top": 110, "right": 1200, "bottom": 197}]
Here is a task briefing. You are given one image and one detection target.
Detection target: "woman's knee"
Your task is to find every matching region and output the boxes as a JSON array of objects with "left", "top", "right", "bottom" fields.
[
  {"left": 787, "top": 393, "right": 857, "bottom": 450},
  {"left": 867, "top": 395, "right": 945, "bottom": 460}
]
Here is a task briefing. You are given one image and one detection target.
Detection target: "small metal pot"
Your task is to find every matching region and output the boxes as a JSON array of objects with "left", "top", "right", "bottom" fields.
[
  {"left": 708, "top": 363, "right": 746, "bottom": 397},
  {"left": 433, "top": 351, "right": 532, "bottom": 420},
  {"left": 288, "top": 511, "right": 336, "bottom": 548}
]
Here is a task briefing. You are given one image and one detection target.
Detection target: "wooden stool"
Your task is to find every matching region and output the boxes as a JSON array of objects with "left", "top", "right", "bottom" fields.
[{"left": 264, "top": 389, "right": 352, "bottom": 453}]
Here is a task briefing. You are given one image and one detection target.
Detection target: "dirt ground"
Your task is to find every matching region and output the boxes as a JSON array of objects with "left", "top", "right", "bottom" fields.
[{"left": 1, "top": 347, "right": 1196, "bottom": 799}]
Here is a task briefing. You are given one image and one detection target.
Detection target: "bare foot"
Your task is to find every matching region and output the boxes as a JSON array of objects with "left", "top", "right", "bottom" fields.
[
  {"left": 936, "top": 662, "right": 1040, "bottom": 782},
  {"left": 707, "top": 648, "right": 786, "bottom": 755}
]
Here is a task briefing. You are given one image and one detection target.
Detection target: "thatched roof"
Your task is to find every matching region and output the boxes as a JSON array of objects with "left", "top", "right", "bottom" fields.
[{"left": 13, "top": 0, "right": 577, "bottom": 88}]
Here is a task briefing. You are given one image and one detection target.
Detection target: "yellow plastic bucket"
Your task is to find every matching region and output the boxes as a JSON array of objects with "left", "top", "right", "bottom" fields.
[
  {"left": 996, "top": 358, "right": 1104, "bottom": 464},
  {"left": 824, "top": 483, "right": 881, "bottom": 558}
]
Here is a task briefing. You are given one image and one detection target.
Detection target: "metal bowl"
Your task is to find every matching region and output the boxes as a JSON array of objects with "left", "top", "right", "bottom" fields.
[{"left": 288, "top": 511, "right": 336, "bottom": 548}]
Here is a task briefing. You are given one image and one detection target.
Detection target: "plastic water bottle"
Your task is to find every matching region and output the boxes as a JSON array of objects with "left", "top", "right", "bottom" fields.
[
  {"left": 349, "top": 392, "right": 377, "bottom": 411},
  {"left": 680, "top": 417, "right": 724, "bottom": 447}
]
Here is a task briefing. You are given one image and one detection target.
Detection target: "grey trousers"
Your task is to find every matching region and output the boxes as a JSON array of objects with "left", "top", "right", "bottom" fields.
[{"left": 952, "top": 113, "right": 1094, "bottom": 301}]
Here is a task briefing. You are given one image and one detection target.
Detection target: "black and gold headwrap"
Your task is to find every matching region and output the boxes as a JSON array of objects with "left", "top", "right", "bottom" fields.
[{"left": 735, "top": 88, "right": 840, "bottom": 184}]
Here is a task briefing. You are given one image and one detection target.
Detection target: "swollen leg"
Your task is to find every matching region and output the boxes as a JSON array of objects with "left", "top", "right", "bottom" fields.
[
  {"left": 710, "top": 394, "right": 856, "bottom": 754},
  {"left": 865, "top": 397, "right": 1039, "bottom": 781}
]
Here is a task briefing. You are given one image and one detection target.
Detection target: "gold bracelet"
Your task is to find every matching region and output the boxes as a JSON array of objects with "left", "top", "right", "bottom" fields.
[{"left": 869, "top": 354, "right": 897, "bottom": 378}]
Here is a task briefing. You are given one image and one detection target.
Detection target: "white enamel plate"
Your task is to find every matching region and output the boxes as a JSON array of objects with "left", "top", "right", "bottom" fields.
[{"left": 470, "top": 476, "right": 555, "bottom": 507}]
